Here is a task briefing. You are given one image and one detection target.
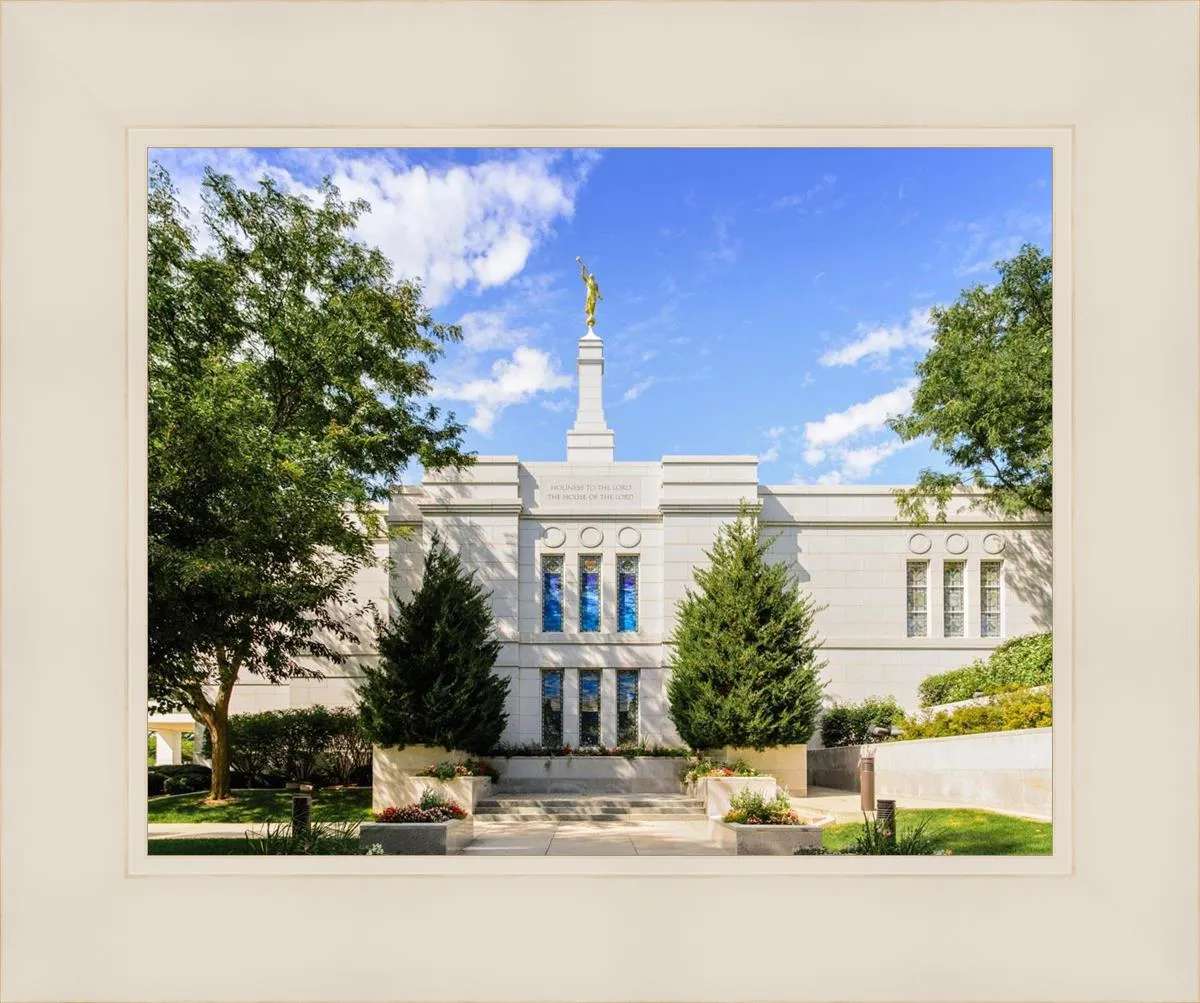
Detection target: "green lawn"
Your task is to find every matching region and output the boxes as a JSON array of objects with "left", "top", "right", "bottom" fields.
[
  {"left": 149, "top": 838, "right": 262, "bottom": 855},
  {"left": 147, "top": 787, "right": 372, "bottom": 824},
  {"left": 821, "top": 809, "right": 1052, "bottom": 855}
]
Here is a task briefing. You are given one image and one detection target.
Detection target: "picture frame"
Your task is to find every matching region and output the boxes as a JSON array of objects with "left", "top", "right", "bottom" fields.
[{"left": 2, "top": 2, "right": 1196, "bottom": 1000}]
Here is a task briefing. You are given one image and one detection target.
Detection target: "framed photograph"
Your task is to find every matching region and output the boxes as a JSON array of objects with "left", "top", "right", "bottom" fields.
[{"left": 2, "top": 2, "right": 1196, "bottom": 1002}]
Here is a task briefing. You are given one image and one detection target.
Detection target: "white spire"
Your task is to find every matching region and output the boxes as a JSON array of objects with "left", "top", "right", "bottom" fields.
[{"left": 566, "top": 328, "right": 615, "bottom": 462}]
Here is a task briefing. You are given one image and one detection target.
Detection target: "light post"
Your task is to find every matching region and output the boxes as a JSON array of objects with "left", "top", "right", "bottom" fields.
[{"left": 861, "top": 725, "right": 902, "bottom": 814}]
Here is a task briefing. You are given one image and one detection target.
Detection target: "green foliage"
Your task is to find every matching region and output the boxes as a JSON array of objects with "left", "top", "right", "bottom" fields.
[
  {"left": 667, "top": 503, "right": 827, "bottom": 749},
  {"left": 416, "top": 759, "right": 499, "bottom": 781},
  {"left": 816, "top": 808, "right": 1052, "bottom": 856},
  {"left": 902, "top": 687, "right": 1052, "bottom": 740},
  {"left": 819, "top": 696, "right": 904, "bottom": 747},
  {"left": 146, "top": 787, "right": 373, "bottom": 824},
  {"left": 245, "top": 820, "right": 363, "bottom": 855},
  {"left": 147, "top": 164, "right": 471, "bottom": 799},
  {"left": 148, "top": 763, "right": 212, "bottom": 796},
  {"left": 356, "top": 533, "right": 509, "bottom": 754},
  {"left": 201, "top": 707, "right": 372, "bottom": 786},
  {"left": 889, "top": 244, "right": 1052, "bottom": 524},
  {"left": 488, "top": 742, "right": 688, "bottom": 758},
  {"left": 849, "top": 812, "right": 943, "bottom": 855},
  {"left": 722, "top": 788, "right": 801, "bottom": 825},
  {"left": 681, "top": 757, "right": 759, "bottom": 786},
  {"left": 917, "top": 632, "right": 1052, "bottom": 707}
]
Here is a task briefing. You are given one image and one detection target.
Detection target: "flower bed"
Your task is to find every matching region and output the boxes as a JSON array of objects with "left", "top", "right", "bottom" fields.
[
  {"left": 681, "top": 756, "right": 759, "bottom": 787},
  {"left": 415, "top": 758, "right": 499, "bottom": 781},
  {"left": 711, "top": 789, "right": 822, "bottom": 854},
  {"left": 361, "top": 790, "right": 474, "bottom": 854},
  {"left": 490, "top": 743, "right": 688, "bottom": 759}
]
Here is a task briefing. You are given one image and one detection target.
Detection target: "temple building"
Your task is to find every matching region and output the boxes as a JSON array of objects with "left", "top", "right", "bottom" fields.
[{"left": 149, "top": 324, "right": 1052, "bottom": 761}]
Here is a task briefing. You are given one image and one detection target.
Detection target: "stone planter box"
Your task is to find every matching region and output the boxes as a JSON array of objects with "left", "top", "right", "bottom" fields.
[
  {"left": 482, "top": 756, "right": 684, "bottom": 794},
  {"left": 372, "top": 745, "right": 480, "bottom": 813},
  {"left": 359, "top": 817, "right": 474, "bottom": 855},
  {"left": 690, "top": 775, "right": 778, "bottom": 819},
  {"left": 373, "top": 774, "right": 493, "bottom": 815},
  {"left": 711, "top": 819, "right": 823, "bottom": 855},
  {"left": 708, "top": 745, "right": 808, "bottom": 797}
]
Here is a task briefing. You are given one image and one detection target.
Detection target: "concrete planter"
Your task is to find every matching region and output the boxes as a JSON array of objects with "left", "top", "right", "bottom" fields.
[
  {"left": 709, "top": 745, "right": 808, "bottom": 797},
  {"left": 373, "top": 773, "right": 492, "bottom": 814},
  {"left": 482, "top": 755, "right": 684, "bottom": 794},
  {"left": 359, "top": 817, "right": 474, "bottom": 855},
  {"left": 690, "top": 775, "right": 778, "bottom": 819},
  {"left": 711, "top": 819, "right": 823, "bottom": 855},
  {"left": 372, "top": 745, "right": 476, "bottom": 812}
]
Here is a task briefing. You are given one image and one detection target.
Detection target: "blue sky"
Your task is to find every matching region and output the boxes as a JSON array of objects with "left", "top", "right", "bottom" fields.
[{"left": 150, "top": 146, "right": 1052, "bottom": 485}]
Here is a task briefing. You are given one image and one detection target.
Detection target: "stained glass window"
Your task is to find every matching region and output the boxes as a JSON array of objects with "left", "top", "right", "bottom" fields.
[
  {"left": 906, "top": 561, "right": 928, "bottom": 637},
  {"left": 617, "top": 555, "right": 639, "bottom": 633},
  {"left": 579, "top": 555, "right": 601, "bottom": 632},
  {"left": 981, "top": 561, "right": 1002, "bottom": 637},
  {"left": 579, "top": 669, "right": 601, "bottom": 747},
  {"left": 617, "top": 669, "right": 640, "bottom": 745},
  {"left": 943, "top": 561, "right": 965, "bottom": 638},
  {"left": 541, "top": 669, "right": 563, "bottom": 748},
  {"left": 541, "top": 554, "right": 564, "bottom": 632}
]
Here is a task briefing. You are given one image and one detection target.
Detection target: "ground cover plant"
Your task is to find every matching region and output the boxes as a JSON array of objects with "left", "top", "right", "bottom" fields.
[
  {"left": 901, "top": 687, "right": 1051, "bottom": 739},
  {"left": 489, "top": 742, "right": 688, "bottom": 758},
  {"left": 681, "top": 756, "right": 759, "bottom": 786},
  {"left": 416, "top": 759, "right": 498, "bottom": 781}
]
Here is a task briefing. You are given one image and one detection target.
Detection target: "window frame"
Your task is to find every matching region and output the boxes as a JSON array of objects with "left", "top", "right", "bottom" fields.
[
  {"left": 980, "top": 560, "right": 1004, "bottom": 638},
  {"left": 616, "top": 554, "right": 640, "bottom": 633},
  {"left": 906, "top": 560, "right": 929, "bottom": 638},
  {"left": 540, "top": 668, "right": 564, "bottom": 748},
  {"left": 943, "top": 559, "right": 966, "bottom": 638},
  {"left": 616, "top": 668, "right": 640, "bottom": 745},
  {"left": 578, "top": 553, "right": 602, "bottom": 632},
  {"left": 540, "top": 553, "right": 565, "bottom": 633}
]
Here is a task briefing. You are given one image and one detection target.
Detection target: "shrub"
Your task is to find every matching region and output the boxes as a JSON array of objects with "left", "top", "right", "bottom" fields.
[
  {"left": 723, "top": 788, "right": 800, "bottom": 825},
  {"left": 917, "top": 632, "right": 1052, "bottom": 707},
  {"left": 667, "top": 504, "right": 827, "bottom": 749},
  {"left": 489, "top": 742, "right": 688, "bottom": 758},
  {"left": 416, "top": 759, "right": 498, "bottom": 781},
  {"left": 901, "top": 687, "right": 1052, "bottom": 739},
  {"left": 246, "top": 820, "right": 362, "bottom": 855},
  {"left": 794, "top": 813, "right": 948, "bottom": 855},
  {"left": 148, "top": 763, "right": 211, "bottom": 796},
  {"left": 204, "top": 707, "right": 372, "bottom": 787},
  {"left": 357, "top": 532, "right": 509, "bottom": 753},
  {"left": 819, "top": 696, "right": 905, "bottom": 747},
  {"left": 681, "top": 757, "right": 759, "bottom": 786}
]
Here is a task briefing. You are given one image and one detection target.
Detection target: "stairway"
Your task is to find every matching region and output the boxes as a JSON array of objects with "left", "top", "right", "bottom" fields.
[{"left": 474, "top": 792, "right": 706, "bottom": 823}]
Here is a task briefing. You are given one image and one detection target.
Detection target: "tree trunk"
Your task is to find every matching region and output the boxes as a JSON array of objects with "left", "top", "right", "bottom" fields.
[{"left": 207, "top": 711, "right": 233, "bottom": 801}]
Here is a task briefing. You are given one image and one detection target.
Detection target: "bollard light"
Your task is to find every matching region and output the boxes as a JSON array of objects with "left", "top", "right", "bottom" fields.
[
  {"left": 876, "top": 798, "right": 896, "bottom": 844},
  {"left": 291, "top": 793, "right": 312, "bottom": 834},
  {"left": 859, "top": 754, "right": 875, "bottom": 812}
]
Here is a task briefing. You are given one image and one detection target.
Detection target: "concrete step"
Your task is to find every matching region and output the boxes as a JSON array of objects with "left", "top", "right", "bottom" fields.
[{"left": 474, "top": 793, "right": 706, "bottom": 821}]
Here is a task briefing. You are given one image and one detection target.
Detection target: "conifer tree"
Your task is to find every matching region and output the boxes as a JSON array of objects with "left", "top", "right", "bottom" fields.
[
  {"left": 667, "top": 504, "right": 827, "bottom": 750},
  {"left": 357, "top": 533, "right": 508, "bottom": 753}
]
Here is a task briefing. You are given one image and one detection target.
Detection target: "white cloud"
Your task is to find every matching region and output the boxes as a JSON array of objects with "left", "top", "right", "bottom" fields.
[
  {"left": 772, "top": 173, "right": 837, "bottom": 211},
  {"left": 455, "top": 308, "right": 531, "bottom": 352},
  {"left": 623, "top": 378, "right": 656, "bottom": 402},
  {"left": 816, "top": 471, "right": 844, "bottom": 486},
  {"left": 702, "top": 213, "right": 739, "bottom": 267},
  {"left": 151, "top": 147, "right": 594, "bottom": 307},
  {"left": 804, "top": 381, "right": 917, "bottom": 449},
  {"left": 761, "top": 445, "right": 780, "bottom": 463},
  {"left": 950, "top": 208, "right": 1050, "bottom": 277},
  {"left": 767, "top": 426, "right": 788, "bottom": 439},
  {"left": 439, "top": 346, "right": 571, "bottom": 434},
  {"left": 818, "top": 308, "right": 935, "bottom": 368},
  {"left": 803, "top": 447, "right": 826, "bottom": 465},
  {"left": 838, "top": 439, "right": 915, "bottom": 479}
]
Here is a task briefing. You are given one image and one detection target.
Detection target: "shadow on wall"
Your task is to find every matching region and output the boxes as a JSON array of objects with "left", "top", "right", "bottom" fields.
[{"left": 1006, "top": 530, "right": 1052, "bottom": 631}]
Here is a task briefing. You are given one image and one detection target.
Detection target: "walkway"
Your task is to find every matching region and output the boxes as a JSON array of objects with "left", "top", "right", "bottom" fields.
[
  {"left": 148, "top": 818, "right": 730, "bottom": 854},
  {"left": 787, "top": 786, "right": 1051, "bottom": 822}
]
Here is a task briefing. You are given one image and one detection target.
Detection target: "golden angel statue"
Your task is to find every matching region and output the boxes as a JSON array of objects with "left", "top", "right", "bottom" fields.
[{"left": 575, "top": 256, "right": 602, "bottom": 329}]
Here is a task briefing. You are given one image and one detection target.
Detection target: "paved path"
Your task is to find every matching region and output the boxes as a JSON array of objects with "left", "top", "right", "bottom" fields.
[
  {"left": 788, "top": 786, "right": 1051, "bottom": 822},
  {"left": 149, "top": 818, "right": 731, "bottom": 854}
]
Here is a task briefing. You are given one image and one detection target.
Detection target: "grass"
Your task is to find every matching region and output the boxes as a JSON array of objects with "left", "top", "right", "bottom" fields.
[
  {"left": 820, "top": 808, "right": 1052, "bottom": 855},
  {"left": 147, "top": 787, "right": 372, "bottom": 824},
  {"left": 149, "top": 837, "right": 262, "bottom": 855}
]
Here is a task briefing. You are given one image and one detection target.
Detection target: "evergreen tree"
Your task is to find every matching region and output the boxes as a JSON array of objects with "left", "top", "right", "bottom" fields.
[
  {"left": 667, "top": 504, "right": 827, "bottom": 750},
  {"left": 357, "top": 533, "right": 509, "bottom": 753}
]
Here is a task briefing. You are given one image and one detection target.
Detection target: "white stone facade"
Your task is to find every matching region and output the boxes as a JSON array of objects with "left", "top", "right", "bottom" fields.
[{"left": 185, "top": 328, "right": 1051, "bottom": 753}]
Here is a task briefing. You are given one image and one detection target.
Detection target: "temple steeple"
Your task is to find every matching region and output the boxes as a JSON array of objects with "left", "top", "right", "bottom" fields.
[{"left": 566, "top": 329, "right": 615, "bottom": 462}]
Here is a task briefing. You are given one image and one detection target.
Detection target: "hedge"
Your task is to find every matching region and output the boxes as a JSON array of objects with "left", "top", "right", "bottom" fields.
[
  {"left": 917, "top": 632, "right": 1052, "bottom": 707},
  {"left": 148, "top": 763, "right": 211, "bottom": 796},
  {"left": 819, "top": 696, "right": 905, "bottom": 748},
  {"left": 901, "top": 687, "right": 1052, "bottom": 739}
]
